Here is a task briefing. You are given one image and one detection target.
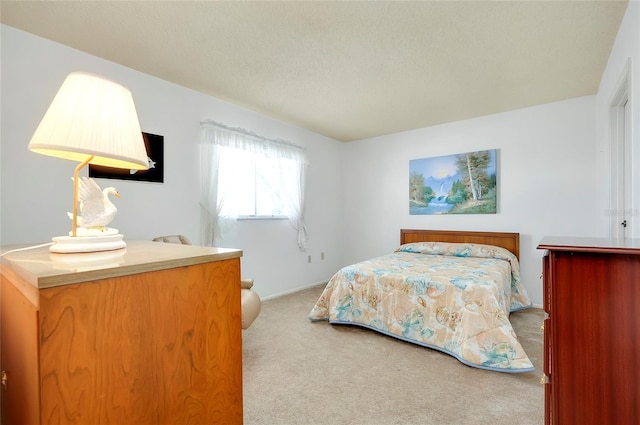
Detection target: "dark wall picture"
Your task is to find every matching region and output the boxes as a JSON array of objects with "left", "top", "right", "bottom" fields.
[{"left": 89, "top": 132, "right": 164, "bottom": 183}]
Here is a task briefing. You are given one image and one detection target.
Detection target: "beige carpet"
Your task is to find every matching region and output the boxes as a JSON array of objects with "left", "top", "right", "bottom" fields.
[{"left": 243, "top": 284, "right": 544, "bottom": 425}]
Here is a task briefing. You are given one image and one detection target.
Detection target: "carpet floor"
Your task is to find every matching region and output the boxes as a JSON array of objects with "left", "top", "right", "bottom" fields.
[{"left": 243, "top": 284, "right": 544, "bottom": 425}]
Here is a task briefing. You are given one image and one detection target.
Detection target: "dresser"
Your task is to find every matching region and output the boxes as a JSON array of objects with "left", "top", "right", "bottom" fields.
[
  {"left": 0, "top": 241, "right": 244, "bottom": 425},
  {"left": 537, "top": 237, "right": 640, "bottom": 425}
]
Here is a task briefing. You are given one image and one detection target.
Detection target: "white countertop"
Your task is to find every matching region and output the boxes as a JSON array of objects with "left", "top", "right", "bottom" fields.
[{"left": 0, "top": 240, "right": 242, "bottom": 289}]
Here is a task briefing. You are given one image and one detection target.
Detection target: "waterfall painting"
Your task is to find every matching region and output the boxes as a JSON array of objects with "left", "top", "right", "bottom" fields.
[{"left": 409, "top": 149, "right": 497, "bottom": 215}]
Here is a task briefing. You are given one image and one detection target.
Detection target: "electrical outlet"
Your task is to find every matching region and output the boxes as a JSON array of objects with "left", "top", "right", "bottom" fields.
[{"left": 307, "top": 255, "right": 311, "bottom": 263}]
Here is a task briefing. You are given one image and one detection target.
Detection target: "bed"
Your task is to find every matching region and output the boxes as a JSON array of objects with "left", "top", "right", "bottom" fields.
[{"left": 308, "top": 229, "right": 534, "bottom": 373}]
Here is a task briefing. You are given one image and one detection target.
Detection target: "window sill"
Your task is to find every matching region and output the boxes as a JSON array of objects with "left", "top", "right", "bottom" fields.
[{"left": 237, "top": 215, "right": 288, "bottom": 221}]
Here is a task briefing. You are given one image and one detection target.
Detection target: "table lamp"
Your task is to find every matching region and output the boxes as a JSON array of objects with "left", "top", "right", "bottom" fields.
[{"left": 28, "top": 72, "right": 149, "bottom": 253}]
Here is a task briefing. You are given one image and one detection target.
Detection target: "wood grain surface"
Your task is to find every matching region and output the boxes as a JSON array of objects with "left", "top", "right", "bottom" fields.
[
  {"left": 1, "top": 276, "right": 41, "bottom": 425},
  {"left": 400, "top": 229, "right": 520, "bottom": 259},
  {"left": 36, "top": 258, "right": 242, "bottom": 424},
  {"left": 550, "top": 251, "right": 640, "bottom": 425}
]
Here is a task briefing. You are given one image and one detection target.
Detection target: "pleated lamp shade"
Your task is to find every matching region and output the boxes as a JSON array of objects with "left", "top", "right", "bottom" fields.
[{"left": 28, "top": 72, "right": 149, "bottom": 170}]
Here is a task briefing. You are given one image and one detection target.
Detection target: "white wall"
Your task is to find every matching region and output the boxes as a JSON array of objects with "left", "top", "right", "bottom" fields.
[
  {"left": 0, "top": 25, "right": 344, "bottom": 299},
  {"left": 342, "top": 96, "right": 598, "bottom": 306},
  {"left": 595, "top": 0, "right": 640, "bottom": 237}
]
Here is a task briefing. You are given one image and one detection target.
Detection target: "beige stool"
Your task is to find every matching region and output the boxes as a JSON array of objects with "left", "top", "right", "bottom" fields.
[
  {"left": 152, "top": 235, "right": 261, "bottom": 329},
  {"left": 240, "top": 278, "right": 261, "bottom": 329}
]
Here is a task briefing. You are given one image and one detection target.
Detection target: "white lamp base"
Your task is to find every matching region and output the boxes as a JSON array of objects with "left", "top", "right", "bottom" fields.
[{"left": 50, "top": 228, "right": 126, "bottom": 253}]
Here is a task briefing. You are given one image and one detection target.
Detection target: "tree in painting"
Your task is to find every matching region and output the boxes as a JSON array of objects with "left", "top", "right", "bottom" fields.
[
  {"left": 409, "top": 171, "right": 424, "bottom": 203},
  {"left": 410, "top": 171, "right": 435, "bottom": 205},
  {"left": 454, "top": 150, "right": 492, "bottom": 201}
]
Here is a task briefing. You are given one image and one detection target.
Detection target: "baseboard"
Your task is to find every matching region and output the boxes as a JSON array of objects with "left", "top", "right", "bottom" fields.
[{"left": 260, "top": 280, "right": 328, "bottom": 301}]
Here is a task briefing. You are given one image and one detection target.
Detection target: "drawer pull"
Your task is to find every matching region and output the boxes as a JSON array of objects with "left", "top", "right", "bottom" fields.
[
  {"left": 540, "top": 322, "right": 544, "bottom": 331},
  {"left": 540, "top": 374, "right": 549, "bottom": 385},
  {"left": 1, "top": 370, "right": 7, "bottom": 390}
]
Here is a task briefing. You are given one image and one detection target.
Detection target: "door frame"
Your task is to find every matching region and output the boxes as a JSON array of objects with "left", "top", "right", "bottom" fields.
[{"left": 609, "top": 59, "right": 632, "bottom": 239}]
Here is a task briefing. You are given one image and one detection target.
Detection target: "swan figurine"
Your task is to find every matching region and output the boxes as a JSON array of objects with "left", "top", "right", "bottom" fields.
[{"left": 68, "top": 177, "right": 120, "bottom": 229}]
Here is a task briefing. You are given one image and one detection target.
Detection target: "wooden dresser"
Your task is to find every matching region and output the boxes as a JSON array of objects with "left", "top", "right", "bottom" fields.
[
  {"left": 0, "top": 241, "right": 243, "bottom": 425},
  {"left": 538, "top": 237, "right": 640, "bottom": 425}
]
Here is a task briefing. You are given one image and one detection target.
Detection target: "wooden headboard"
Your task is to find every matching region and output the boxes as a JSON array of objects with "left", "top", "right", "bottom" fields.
[{"left": 400, "top": 229, "right": 520, "bottom": 260}]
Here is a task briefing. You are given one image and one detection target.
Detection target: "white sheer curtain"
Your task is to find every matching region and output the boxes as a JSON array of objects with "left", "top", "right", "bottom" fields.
[{"left": 199, "top": 120, "right": 309, "bottom": 250}]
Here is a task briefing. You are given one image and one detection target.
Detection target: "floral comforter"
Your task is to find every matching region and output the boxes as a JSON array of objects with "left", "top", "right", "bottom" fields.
[{"left": 309, "top": 242, "right": 534, "bottom": 373}]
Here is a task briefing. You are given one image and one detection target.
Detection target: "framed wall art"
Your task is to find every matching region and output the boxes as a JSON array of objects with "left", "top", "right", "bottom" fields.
[
  {"left": 409, "top": 149, "right": 497, "bottom": 215},
  {"left": 89, "top": 132, "right": 164, "bottom": 183}
]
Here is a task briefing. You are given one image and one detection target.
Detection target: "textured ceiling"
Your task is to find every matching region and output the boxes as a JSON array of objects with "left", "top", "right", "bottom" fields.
[{"left": 0, "top": 1, "right": 629, "bottom": 142}]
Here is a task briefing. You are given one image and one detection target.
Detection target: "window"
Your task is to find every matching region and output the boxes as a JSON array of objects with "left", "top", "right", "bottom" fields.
[
  {"left": 217, "top": 146, "right": 296, "bottom": 217},
  {"left": 200, "top": 121, "right": 308, "bottom": 249}
]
